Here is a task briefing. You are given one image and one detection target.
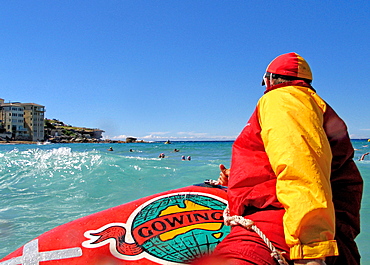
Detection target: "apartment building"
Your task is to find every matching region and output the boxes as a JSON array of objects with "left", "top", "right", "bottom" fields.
[
  {"left": 0, "top": 98, "right": 45, "bottom": 141},
  {"left": 23, "top": 103, "right": 46, "bottom": 141}
]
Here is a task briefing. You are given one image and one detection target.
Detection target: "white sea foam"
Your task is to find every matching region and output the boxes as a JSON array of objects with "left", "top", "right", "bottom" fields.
[{"left": 0, "top": 141, "right": 369, "bottom": 263}]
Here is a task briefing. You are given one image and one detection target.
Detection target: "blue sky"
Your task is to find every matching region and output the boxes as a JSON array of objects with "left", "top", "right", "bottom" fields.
[{"left": 0, "top": 1, "right": 369, "bottom": 140}]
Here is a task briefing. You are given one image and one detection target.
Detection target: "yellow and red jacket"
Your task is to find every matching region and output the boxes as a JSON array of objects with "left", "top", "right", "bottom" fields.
[{"left": 228, "top": 80, "right": 363, "bottom": 262}]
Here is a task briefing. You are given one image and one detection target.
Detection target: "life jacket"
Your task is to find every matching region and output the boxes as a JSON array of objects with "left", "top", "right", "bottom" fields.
[
  {"left": 323, "top": 105, "right": 363, "bottom": 265},
  {"left": 227, "top": 80, "right": 363, "bottom": 263}
]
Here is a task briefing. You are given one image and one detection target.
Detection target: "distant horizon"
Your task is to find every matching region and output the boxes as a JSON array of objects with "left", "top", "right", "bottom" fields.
[
  {"left": 105, "top": 138, "right": 370, "bottom": 142},
  {"left": 44, "top": 117, "right": 370, "bottom": 142}
]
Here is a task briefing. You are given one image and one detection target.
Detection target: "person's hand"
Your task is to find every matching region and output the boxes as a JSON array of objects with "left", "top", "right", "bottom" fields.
[
  {"left": 215, "top": 164, "right": 229, "bottom": 186},
  {"left": 294, "top": 259, "right": 326, "bottom": 265}
]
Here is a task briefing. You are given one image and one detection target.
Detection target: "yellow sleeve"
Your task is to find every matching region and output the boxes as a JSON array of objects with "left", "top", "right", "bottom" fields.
[{"left": 257, "top": 86, "right": 339, "bottom": 260}]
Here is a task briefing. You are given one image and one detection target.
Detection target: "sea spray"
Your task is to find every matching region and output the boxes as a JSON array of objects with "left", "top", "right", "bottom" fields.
[{"left": 0, "top": 141, "right": 368, "bottom": 262}]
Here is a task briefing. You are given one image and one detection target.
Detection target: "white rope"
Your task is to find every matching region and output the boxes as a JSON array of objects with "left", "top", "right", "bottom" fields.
[{"left": 223, "top": 206, "right": 289, "bottom": 265}]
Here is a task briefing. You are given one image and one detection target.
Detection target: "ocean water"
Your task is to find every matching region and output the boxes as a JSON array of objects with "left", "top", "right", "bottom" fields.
[{"left": 0, "top": 140, "right": 369, "bottom": 263}]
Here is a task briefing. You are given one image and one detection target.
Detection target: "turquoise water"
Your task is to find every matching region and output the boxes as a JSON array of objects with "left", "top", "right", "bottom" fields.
[{"left": 0, "top": 140, "right": 369, "bottom": 262}]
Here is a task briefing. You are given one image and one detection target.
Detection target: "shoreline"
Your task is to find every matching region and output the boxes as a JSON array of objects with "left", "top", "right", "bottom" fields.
[{"left": 0, "top": 141, "right": 38, "bottom": 145}]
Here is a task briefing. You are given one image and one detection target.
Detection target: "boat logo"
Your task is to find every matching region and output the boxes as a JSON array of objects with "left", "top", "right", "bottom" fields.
[{"left": 83, "top": 192, "right": 229, "bottom": 264}]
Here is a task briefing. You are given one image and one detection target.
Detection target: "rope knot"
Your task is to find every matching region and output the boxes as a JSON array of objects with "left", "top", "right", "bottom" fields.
[
  {"left": 225, "top": 215, "right": 254, "bottom": 229},
  {"left": 223, "top": 205, "right": 289, "bottom": 265},
  {"left": 223, "top": 205, "right": 254, "bottom": 228}
]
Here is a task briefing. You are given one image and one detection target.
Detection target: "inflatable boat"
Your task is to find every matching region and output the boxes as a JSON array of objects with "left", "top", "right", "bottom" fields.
[{"left": 0, "top": 182, "right": 229, "bottom": 265}]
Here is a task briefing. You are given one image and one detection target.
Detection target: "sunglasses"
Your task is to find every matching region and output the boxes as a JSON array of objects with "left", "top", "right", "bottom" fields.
[{"left": 261, "top": 72, "right": 274, "bottom": 86}]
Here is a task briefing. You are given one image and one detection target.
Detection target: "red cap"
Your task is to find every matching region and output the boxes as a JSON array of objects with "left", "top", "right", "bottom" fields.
[{"left": 262, "top": 52, "right": 312, "bottom": 85}]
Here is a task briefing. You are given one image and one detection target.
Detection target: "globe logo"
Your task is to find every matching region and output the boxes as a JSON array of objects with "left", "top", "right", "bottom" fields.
[{"left": 83, "top": 192, "right": 230, "bottom": 264}]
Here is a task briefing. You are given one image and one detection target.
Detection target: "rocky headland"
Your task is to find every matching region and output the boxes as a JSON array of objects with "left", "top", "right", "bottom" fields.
[{"left": 44, "top": 119, "right": 142, "bottom": 144}]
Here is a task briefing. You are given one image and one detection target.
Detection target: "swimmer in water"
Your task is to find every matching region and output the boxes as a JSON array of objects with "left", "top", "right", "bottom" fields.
[
  {"left": 359, "top": 152, "right": 369, "bottom": 161},
  {"left": 108, "top": 147, "right": 113, "bottom": 151}
]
